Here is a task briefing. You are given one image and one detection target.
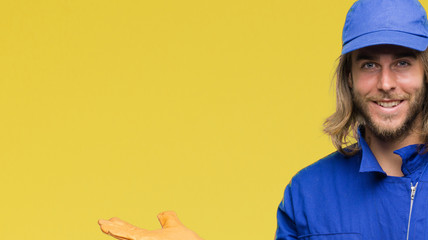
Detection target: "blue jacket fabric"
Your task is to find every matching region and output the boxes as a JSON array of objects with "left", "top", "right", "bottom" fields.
[{"left": 275, "top": 135, "right": 428, "bottom": 240}]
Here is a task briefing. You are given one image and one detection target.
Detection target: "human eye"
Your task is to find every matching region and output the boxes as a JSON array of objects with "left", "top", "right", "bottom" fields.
[
  {"left": 396, "top": 60, "right": 411, "bottom": 67},
  {"left": 361, "top": 62, "right": 377, "bottom": 69}
]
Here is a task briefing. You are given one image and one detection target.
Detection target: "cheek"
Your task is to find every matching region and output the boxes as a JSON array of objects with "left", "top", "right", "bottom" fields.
[
  {"left": 351, "top": 70, "right": 379, "bottom": 96},
  {"left": 352, "top": 79, "right": 377, "bottom": 96},
  {"left": 396, "top": 64, "right": 425, "bottom": 90},
  {"left": 396, "top": 76, "right": 425, "bottom": 93}
]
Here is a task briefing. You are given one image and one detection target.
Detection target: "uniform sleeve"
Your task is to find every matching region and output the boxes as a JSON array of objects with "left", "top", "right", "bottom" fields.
[{"left": 275, "top": 181, "right": 298, "bottom": 240}]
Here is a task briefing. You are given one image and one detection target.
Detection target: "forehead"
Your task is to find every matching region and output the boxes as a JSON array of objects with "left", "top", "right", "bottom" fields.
[{"left": 351, "top": 44, "right": 419, "bottom": 61}]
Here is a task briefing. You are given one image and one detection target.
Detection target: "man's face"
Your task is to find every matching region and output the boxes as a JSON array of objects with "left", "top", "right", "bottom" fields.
[{"left": 350, "top": 44, "right": 426, "bottom": 141}]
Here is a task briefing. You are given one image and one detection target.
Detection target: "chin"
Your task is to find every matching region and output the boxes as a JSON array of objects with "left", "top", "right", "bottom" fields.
[
  {"left": 368, "top": 121, "right": 410, "bottom": 141},
  {"left": 374, "top": 121, "right": 403, "bottom": 132}
]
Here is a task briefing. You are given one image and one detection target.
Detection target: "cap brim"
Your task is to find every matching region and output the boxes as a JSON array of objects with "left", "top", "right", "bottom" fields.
[{"left": 341, "top": 30, "right": 428, "bottom": 54}]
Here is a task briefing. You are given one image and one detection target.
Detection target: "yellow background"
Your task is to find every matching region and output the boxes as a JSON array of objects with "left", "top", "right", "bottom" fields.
[{"left": 1, "top": 0, "right": 419, "bottom": 239}]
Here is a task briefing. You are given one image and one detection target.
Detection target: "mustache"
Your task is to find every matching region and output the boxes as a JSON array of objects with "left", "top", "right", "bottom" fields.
[{"left": 366, "top": 93, "right": 410, "bottom": 101}]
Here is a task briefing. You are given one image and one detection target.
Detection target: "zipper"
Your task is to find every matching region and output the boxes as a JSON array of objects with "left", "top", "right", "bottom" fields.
[{"left": 406, "top": 182, "right": 418, "bottom": 240}]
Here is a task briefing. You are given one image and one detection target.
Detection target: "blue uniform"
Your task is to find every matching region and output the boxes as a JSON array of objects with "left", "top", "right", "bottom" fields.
[{"left": 275, "top": 134, "right": 428, "bottom": 240}]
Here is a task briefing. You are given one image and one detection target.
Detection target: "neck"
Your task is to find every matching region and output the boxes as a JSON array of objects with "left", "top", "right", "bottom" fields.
[{"left": 364, "top": 123, "right": 424, "bottom": 177}]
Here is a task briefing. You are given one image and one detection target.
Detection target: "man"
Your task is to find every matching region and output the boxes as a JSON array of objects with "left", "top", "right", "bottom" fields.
[{"left": 98, "top": 0, "right": 428, "bottom": 239}]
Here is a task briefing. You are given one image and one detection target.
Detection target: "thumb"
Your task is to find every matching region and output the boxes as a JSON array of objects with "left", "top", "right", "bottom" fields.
[{"left": 157, "top": 211, "right": 184, "bottom": 228}]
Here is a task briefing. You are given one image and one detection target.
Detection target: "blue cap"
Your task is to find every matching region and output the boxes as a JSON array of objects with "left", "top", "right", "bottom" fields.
[{"left": 342, "top": 0, "right": 428, "bottom": 54}]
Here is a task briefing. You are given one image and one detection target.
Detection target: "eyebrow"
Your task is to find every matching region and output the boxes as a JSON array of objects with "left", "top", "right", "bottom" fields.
[
  {"left": 394, "top": 52, "right": 418, "bottom": 59},
  {"left": 355, "top": 51, "right": 418, "bottom": 62},
  {"left": 355, "top": 53, "right": 375, "bottom": 61}
]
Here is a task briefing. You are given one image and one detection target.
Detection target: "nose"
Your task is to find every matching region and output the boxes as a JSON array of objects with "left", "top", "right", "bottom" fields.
[{"left": 377, "top": 68, "right": 397, "bottom": 92}]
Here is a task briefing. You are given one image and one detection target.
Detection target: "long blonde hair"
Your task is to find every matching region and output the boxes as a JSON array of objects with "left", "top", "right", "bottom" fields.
[{"left": 323, "top": 49, "right": 428, "bottom": 156}]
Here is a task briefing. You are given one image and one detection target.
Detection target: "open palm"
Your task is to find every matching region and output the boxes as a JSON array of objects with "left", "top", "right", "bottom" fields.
[{"left": 98, "top": 211, "right": 203, "bottom": 240}]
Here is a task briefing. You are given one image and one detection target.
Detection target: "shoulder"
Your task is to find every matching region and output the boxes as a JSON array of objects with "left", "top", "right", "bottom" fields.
[
  {"left": 298, "top": 151, "right": 359, "bottom": 174},
  {"left": 289, "top": 150, "right": 362, "bottom": 190},
  {"left": 278, "top": 150, "right": 362, "bottom": 212}
]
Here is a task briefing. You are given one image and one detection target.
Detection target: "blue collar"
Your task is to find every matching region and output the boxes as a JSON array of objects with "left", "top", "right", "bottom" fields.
[{"left": 357, "top": 129, "right": 427, "bottom": 176}]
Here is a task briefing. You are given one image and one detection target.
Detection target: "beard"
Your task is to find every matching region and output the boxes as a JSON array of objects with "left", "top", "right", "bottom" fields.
[{"left": 352, "top": 84, "right": 427, "bottom": 142}]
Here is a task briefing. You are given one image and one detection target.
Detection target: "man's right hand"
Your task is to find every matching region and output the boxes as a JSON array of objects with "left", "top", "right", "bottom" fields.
[{"left": 98, "top": 211, "right": 203, "bottom": 240}]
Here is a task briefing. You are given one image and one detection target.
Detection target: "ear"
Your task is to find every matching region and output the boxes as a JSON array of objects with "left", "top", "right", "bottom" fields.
[{"left": 348, "top": 73, "right": 353, "bottom": 88}]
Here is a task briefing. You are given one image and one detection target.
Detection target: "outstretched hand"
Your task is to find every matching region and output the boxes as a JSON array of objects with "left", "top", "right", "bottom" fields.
[{"left": 98, "top": 211, "right": 203, "bottom": 240}]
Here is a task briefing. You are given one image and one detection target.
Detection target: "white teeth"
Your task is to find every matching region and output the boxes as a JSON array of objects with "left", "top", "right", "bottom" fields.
[{"left": 376, "top": 101, "right": 401, "bottom": 108}]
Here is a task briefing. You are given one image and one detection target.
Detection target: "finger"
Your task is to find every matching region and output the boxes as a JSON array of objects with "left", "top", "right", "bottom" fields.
[
  {"left": 99, "top": 219, "right": 115, "bottom": 234},
  {"left": 109, "top": 217, "right": 139, "bottom": 229},
  {"left": 108, "top": 233, "right": 130, "bottom": 240},
  {"left": 157, "top": 211, "right": 183, "bottom": 228},
  {"left": 99, "top": 222, "right": 134, "bottom": 240},
  {"left": 108, "top": 231, "right": 134, "bottom": 240},
  {"left": 99, "top": 218, "right": 151, "bottom": 240},
  {"left": 106, "top": 217, "right": 147, "bottom": 233}
]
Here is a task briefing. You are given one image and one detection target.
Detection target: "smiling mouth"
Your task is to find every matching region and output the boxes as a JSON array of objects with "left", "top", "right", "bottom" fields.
[{"left": 375, "top": 100, "right": 403, "bottom": 108}]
